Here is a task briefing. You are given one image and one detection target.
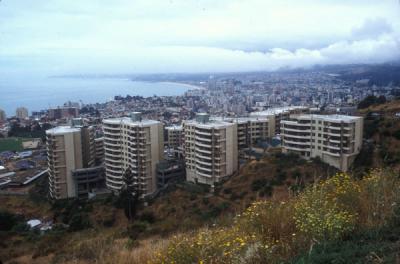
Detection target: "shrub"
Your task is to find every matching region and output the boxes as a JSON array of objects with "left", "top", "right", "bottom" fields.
[
  {"left": 0, "top": 210, "right": 18, "bottom": 231},
  {"left": 68, "top": 213, "right": 92, "bottom": 231},
  {"left": 251, "top": 179, "right": 268, "bottom": 191},
  {"left": 139, "top": 211, "right": 156, "bottom": 224},
  {"left": 128, "top": 221, "right": 149, "bottom": 240}
]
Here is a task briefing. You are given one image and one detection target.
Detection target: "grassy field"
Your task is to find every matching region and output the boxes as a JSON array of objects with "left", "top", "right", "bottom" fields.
[{"left": 0, "top": 137, "right": 26, "bottom": 152}]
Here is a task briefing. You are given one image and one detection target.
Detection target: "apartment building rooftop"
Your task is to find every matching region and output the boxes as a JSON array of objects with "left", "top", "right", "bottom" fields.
[
  {"left": 103, "top": 117, "right": 160, "bottom": 126},
  {"left": 185, "top": 119, "right": 234, "bottom": 129},
  {"left": 46, "top": 126, "right": 81, "bottom": 135},
  {"left": 212, "top": 116, "right": 271, "bottom": 123},
  {"left": 165, "top": 125, "right": 183, "bottom": 130},
  {"left": 294, "top": 114, "right": 363, "bottom": 122},
  {"left": 251, "top": 106, "right": 309, "bottom": 116}
]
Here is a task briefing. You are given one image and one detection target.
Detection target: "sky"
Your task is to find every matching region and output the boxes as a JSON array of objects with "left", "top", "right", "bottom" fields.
[{"left": 0, "top": 0, "right": 400, "bottom": 76}]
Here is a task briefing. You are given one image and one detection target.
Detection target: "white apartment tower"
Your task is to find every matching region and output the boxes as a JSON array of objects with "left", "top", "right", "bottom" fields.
[
  {"left": 281, "top": 114, "right": 363, "bottom": 171},
  {"left": 102, "top": 113, "right": 163, "bottom": 196},
  {"left": 183, "top": 113, "right": 238, "bottom": 186}
]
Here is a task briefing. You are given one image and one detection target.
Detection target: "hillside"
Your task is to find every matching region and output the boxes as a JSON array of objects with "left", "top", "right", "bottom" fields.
[
  {"left": 0, "top": 152, "right": 335, "bottom": 264},
  {"left": 1, "top": 100, "right": 400, "bottom": 263},
  {"left": 353, "top": 98, "right": 400, "bottom": 174}
]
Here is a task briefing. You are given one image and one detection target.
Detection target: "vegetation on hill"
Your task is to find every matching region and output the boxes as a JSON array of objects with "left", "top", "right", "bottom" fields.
[
  {"left": 1, "top": 99, "right": 400, "bottom": 263},
  {"left": 357, "top": 95, "right": 386, "bottom": 109},
  {"left": 353, "top": 98, "right": 400, "bottom": 175},
  {"left": 153, "top": 169, "right": 400, "bottom": 264}
]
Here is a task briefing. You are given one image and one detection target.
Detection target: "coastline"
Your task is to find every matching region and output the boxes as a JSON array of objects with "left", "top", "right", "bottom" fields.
[{"left": 157, "top": 81, "right": 206, "bottom": 90}]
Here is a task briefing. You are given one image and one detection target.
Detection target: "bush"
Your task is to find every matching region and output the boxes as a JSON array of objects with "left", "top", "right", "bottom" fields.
[
  {"left": 127, "top": 221, "right": 149, "bottom": 240},
  {"left": 223, "top": 188, "right": 232, "bottom": 194},
  {"left": 68, "top": 213, "right": 91, "bottom": 232},
  {"left": 0, "top": 210, "right": 18, "bottom": 231},
  {"left": 251, "top": 179, "right": 268, "bottom": 191},
  {"left": 139, "top": 211, "right": 156, "bottom": 224}
]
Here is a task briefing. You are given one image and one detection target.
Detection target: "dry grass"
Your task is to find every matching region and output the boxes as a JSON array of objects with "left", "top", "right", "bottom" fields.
[{"left": 153, "top": 169, "right": 400, "bottom": 264}]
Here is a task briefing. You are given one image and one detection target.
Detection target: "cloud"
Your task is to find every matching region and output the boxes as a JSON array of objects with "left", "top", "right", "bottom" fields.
[
  {"left": 352, "top": 17, "right": 393, "bottom": 40},
  {"left": 0, "top": 0, "right": 399, "bottom": 75}
]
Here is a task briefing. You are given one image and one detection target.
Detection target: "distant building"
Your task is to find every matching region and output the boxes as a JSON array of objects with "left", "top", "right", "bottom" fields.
[
  {"left": 281, "top": 114, "right": 363, "bottom": 171},
  {"left": 165, "top": 125, "right": 183, "bottom": 149},
  {"left": 213, "top": 117, "right": 275, "bottom": 150},
  {"left": 156, "top": 159, "right": 185, "bottom": 189},
  {"left": 46, "top": 124, "right": 102, "bottom": 199},
  {"left": 16, "top": 107, "right": 28, "bottom": 119},
  {"left": 250, "top": 106, "right": 309, "bottom": 134},
  {"left": 102, "top": 112, "right": 164, "bottom": 197},
  {"left": 94, "top": 137, "right": 104, "bottom": 165},
  {"left": 0, "top": 109, "right": 6, "bottom": 123},
  {"left": 48, "top": 107, "right": 79, "bottom": 120},
  {"left": 183, "top": 113, "right": 238, "bottom": 186}
]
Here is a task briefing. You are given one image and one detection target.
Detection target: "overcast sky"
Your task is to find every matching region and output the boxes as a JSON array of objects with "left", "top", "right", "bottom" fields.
[{"left": 0, "top": 0, "right": 399, "bottom": 76}]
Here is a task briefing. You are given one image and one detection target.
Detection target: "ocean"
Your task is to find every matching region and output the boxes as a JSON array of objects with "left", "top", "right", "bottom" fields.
[{"left": 0, "top": 77, "right": 194, "bottom": 116}]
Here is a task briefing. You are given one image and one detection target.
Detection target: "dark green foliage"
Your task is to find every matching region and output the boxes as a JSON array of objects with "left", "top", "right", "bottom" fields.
[
  {"left": 29, "top": 175, "right": 49, "bottom": 203},
  {"left": 0, "top": 210, "right": 18, "bottom": 231},
  {"left": 68, "top": 213, "right": 91, "bottom": 231},
  {"left": 252, "top": 178, "right": 274, "bottom": 197},
  {"left": 251, "top": 179, "right": 269, "bottom": 191},
  {"left": 52, "top": 199, "right": 93, "bottom": 232},
  {"left": 189, "top": 193, "right": 197, "bottom": 201},
  {"left": 8, "top": 122, "right": 52, "bottom": 141},
  {"left": 127, "top": 221, "right": 149, "bottom": 240},
  {"left": 119, "top": 167, "right": 140, "bottom": 221},
  {"left": 139, "top": 211, "right": 156, "bottom": 224},
  {"left": 291, "top": 169, "right": 302, "bottom": 179},
  {"left": 223, "top": 188, "right": 232, "bottom": 194},
  {"left": 274, "top": 152, "right": 303, "bottom": 167},
  {"left": 352, "top": 143, "right": 374, "bottom": 171},
  {"left": 358, "top": 95, "right": 386, "bottom": 109},
  {"left": 393, "top": 129, "right": 400, "bottom": 140},
  {"left": 12, "top": 222, "right": 30, "bottom": 233},
  {"left": 276, "top": 170, "right": 287, "bottom": 184},
  {"left": 201, "top": 202, "right": 230, "bottom": 220}
]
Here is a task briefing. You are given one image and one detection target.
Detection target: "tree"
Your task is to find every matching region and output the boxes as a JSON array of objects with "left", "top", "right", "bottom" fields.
[{"left": 121, "top": 167, "right": 140, "bottom": 221}]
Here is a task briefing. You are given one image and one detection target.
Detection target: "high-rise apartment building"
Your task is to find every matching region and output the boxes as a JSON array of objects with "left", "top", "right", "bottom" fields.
[
  {"left": 102, "top": 112, "right": 164, "bottom": 197},
  {"left": 183, "top": 113, "right": 238, "bottom": 186},
  {"left": 16, "top": 107, "right": 28, "bottom": 119},
  {"left": 250, "top": 106, "right": 309, "bottom": 134},
  {"left": 214, "top": 117, "right": 275, "bottom": 149},
  {"left": 47, "top": 125, "right": 98, "bottom": 198},
  {"left": 281, "top": 114, "right": 363, "bottom": 171},
  {"left": 0, "top": 109, "right": 6, "bottom": 123}
]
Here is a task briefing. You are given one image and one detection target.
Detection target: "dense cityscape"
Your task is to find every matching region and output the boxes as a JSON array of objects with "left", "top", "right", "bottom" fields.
[
  {"left": 1, "top": 0, "right": 400, "bottom": 263},
  {"left": 0, "top": 67, "right": 398, "bottom": 198}
]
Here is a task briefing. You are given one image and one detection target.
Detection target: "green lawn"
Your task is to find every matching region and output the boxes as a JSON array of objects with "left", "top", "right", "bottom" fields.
[{"left": 0, "top": 137, "right": 26, "bottom": 152}]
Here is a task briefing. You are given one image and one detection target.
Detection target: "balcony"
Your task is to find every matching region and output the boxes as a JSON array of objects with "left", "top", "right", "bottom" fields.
[
  {"left": 197, "top": 170, "right": 212, "bottom": 178},
  {"left": 284, "top": 139, "right": 310, "bottom": 146},
  {"left": 195, "top": 130, "right": 212, "bottom": 136}
]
